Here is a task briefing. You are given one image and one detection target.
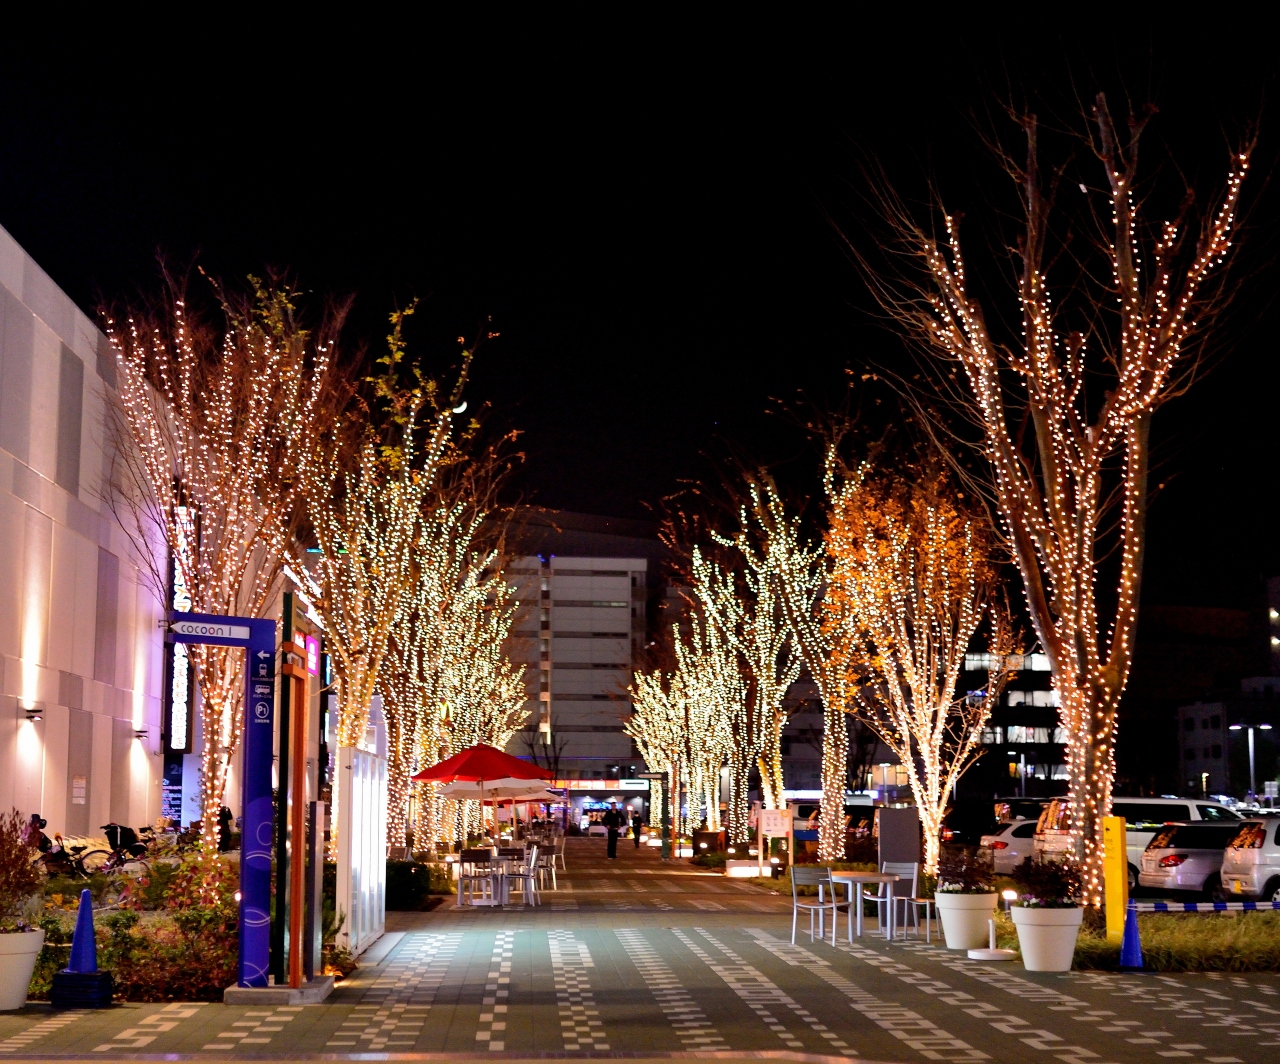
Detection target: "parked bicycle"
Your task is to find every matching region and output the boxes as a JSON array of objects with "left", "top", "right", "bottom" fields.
[{"left": 30, "top": 821, "right": 150, "bottom": 880}]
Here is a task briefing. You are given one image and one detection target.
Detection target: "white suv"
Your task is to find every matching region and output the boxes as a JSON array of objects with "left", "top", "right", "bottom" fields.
[
  {"left": 1220, "top": 819, "right": 1280, "bottom": 901},
  {"left": 1035, "top": 797, "right": 1240, "bottom": 889},
  {"left": 979, "top": 820, "right": 1038, "bottom": 874}
]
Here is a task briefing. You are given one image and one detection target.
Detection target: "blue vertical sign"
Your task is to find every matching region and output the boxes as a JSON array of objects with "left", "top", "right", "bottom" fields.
[{"left": 167, "top": 611, "right": 276, "bottom": 988}]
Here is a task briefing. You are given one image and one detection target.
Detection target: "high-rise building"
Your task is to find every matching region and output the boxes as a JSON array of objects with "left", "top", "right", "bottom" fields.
[{"left": 506, "top": 554, "right": 648, "bottom": 780}]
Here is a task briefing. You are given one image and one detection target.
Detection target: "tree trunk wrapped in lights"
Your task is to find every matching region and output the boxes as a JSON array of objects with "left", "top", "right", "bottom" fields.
[
  {"left": 629, "top": 601, "right": 738, "bottom": 836},
  {"left": 732, "top": 479, "right": 850, "bottom": 861},
  {"left": 690, "top": 542, "right": 800, "bottom": 841},
  {"left": 413, "top": 537, "right": 528, "bottom": 847},
  {"left": 106, "top": 277, "right": 334, "bottom": 855},
  {"left": 380, "top": 491, "right": 529, "bottom": 849},
  {"left": 287, "top": 309, "right": 479, "bottom": 854},
  {"left": 861, "top": 96, "right": 1252, "bottom": 901},
  {"left": 823, "top": 464, "right": 1014, "bottom": 876}
]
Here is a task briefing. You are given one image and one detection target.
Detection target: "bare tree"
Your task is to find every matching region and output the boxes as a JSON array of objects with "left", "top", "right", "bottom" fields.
[
  {"left": 858, "top": 95, "right": 1252, "bottom": 899},
  {"left": 106, "top": 276, "right": 334, "bottom": 854}
]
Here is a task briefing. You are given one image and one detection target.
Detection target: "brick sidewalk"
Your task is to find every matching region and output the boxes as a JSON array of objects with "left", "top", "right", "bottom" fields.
[{"left": 2, "top": 838, "right": 1278, "bottom": 1062}]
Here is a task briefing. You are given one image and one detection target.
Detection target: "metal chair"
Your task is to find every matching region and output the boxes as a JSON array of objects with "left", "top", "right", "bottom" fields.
[
  {"left": 552, "top": 836, "right": 567, "bottom": 871},
  {"left": 536, "top": 846, "right": 558, "bottom": 891},
  {"left": 459, "top": 848, "right": 498, "bottom": 907},
  {"left": 790, "top": 866, "right": 843, "bottom": 945},
  {"left": 507, "top": 844, "right": 540, "bottom": 906},
  {"left": 867, "top": 861, "right": 917, "bottom": 938},
  {"left": 891, "top": 863, "right": 934, "bottom": 941}
]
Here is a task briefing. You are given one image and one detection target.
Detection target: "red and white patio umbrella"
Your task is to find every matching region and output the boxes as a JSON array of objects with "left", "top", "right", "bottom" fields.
[{"left": 412, "top": 744, "right": 553, "bottom": 831}]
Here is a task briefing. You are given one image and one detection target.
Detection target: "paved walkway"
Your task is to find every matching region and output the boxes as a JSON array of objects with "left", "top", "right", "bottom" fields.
[{"left": 3, "top": 837, "right": 1280, "bottom": 1062}]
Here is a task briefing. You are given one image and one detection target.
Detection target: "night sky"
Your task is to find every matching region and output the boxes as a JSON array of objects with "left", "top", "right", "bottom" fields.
[{"left": 1, "top": 28, "right": 1276, "bottom": 611}]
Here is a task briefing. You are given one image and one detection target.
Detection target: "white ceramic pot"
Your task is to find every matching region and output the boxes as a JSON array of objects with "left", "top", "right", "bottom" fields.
[
  {"left": 1011, "top": 905, "right": 1083, "bottom": 972},
  {"left": 934, "top": 892, "right": 998, "bottom": 949},
  {"left": 0, "top": 929, "right": 45, "bottom": 1010}
]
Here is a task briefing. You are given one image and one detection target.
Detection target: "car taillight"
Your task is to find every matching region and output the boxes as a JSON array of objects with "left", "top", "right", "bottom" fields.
[
  {"left": 1159, "top": 854, "right": 1188, "bottom": 868},
  {"left": 988, "top": 840, "right": 1008, "bottom": 849},
  {"left": 942, "top": 828, "right": 955, "bottom": 840}
]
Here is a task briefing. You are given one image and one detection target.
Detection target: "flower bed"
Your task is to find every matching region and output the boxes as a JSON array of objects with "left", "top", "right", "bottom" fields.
[{"left": 29, "top": 855, "right": 239, "bottom": 1002}]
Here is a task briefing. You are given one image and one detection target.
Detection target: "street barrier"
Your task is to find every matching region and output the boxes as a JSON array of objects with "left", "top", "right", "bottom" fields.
[{"left": 1129, "top": 900, "right": 1280, "bottom": 912}]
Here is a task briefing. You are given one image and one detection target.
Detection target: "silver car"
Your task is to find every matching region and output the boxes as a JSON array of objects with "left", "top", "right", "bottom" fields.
[
  {"left": 1220, "top": 818, "right": 1280, "bottom": 901},
  {"left": 1138, "top": 821, "right": 1244, "bottom": 897},
  {"left": 979, "top": 820, "right": 1038, "bottom": 874}
]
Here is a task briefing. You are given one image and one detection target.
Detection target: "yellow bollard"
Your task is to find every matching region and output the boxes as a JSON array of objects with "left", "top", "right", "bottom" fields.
[{"left": 1102, "top": 815, "right": 1128, "bottom": 944}]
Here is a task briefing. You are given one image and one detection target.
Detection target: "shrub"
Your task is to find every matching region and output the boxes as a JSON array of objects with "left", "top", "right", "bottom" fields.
[
  {"left": 691, "top": 852, "right": 727, "bottom": 869},
  {"left": 937, "top": 848, "right": 994, "bottom": 894},
  {"left": 77, "top": 855, "right": 239, "bottom": 1001},
  {"left": 1012, "top": 856, "right": 1081, "bottom": 907},
  {"left": 0, "top": 808, "right": 41, "bottom": 930},
  {"left": 386, "top": 861, "right": 434, "bottom": 910}
]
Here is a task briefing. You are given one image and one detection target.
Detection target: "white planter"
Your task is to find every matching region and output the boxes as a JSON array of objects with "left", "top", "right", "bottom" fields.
[
  {"left": 1011, "top": 906, "right": 1083, "bottom": 972},
  {"left": 934, "top": 892, "right": 998, "bottom": 949},
  {"left": 0, "top": 930, "right": 44, "bottom": 1011}
]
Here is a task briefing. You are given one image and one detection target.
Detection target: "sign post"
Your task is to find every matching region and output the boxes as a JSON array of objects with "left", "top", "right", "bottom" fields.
[
  {"left": 166, "top": 611, "right": 276, "bottom": 988},
  {"left": 1102, "top": 815, "right": 1128, "bottom": 944},
  {"left": 759, "top": 808, "right": 790, "bottom": 877}
]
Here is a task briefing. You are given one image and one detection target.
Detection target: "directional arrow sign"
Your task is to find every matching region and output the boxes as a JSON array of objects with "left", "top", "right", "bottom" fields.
[{"left": 170, "top": 620, "right": 252, "bottom": 641}]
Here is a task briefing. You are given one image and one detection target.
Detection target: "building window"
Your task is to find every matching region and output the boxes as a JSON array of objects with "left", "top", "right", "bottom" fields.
[
  {"left": 1184, "top": 718, "right": 1195, "bottom": 732},
  {"left": 1210, "top": 744, "right": 1222, "bottom": 759},
  {"left": 966, "top": 652, "right": 1051, "bottom": 672},
  {"left": 1007, "top": 689, "right": 1060, "bottom": 707}
]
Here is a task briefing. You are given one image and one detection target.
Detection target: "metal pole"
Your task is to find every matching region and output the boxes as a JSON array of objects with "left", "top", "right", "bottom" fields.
[
  {"left": 1249, "top": 726, "right": 1257, "bottom": 798},
  {"left": 288, "top": 663, "right": 308, "bottom": 987},
  {"left": 270, "top": 593, "right": 295, "bottom": 984}
]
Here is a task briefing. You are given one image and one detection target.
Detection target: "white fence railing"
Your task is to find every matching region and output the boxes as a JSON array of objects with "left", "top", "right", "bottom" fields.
[{"left": 335, "top": 743, "right": 387, "bottom": 956}]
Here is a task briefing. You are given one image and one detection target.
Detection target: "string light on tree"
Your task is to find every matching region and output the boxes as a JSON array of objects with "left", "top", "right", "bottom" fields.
[
  {"left": 823, "top": 463, "right": 1014, "bottom": 876},
  {"left": 107, "top": 277, "right": 329, "bottom": 857},
  {"left": 865, "top": 96, "right": 1252, "bottom": 902}
]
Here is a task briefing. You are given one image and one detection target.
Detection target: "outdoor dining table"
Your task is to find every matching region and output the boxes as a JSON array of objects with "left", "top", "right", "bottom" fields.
[
  {"left": 462, "top": 854, "right": 514, "bottom": 907},
  {"left": 828, "top": 871, "right": 900, "bottom": 941}
]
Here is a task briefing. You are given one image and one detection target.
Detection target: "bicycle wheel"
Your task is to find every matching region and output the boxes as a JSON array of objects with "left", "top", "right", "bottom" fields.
[
  {"left": 117, "top": 858, "right": 150, "bottom": 878},
  {"left": 79, "top": 850, "right": 112, "bottom": 876}
]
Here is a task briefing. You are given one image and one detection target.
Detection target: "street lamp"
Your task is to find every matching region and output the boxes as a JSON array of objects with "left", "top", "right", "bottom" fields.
[{"left": 1228, "top": 722, "right": 1273, "bottom": 799}]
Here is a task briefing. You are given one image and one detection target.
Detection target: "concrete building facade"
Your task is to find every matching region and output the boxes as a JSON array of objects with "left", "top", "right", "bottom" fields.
[
  {"left": 507, "top": 554, "right": 647, "bottom": 780},
  {"left": 0, "top": 223, "right": 165, "bottom": 839}
]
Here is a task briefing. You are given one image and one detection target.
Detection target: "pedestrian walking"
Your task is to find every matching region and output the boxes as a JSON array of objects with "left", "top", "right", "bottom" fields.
[
  {"left": 603, "top": 802, "right": 622, "bottom": 859},
  {"left": 631, "top": 808, "right": 643, "bottom": 848}
]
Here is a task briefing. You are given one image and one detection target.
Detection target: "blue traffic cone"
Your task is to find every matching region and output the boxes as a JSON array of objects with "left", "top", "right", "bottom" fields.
[
  {"left": 1118, "top": 902, "right": 1144, "bottom": 971},
  {"left": 67, "top": 889, "right": 97, "bottom": 973},
  {"left": 51, "top": 888, "right": 113, "bottom": 1007}
]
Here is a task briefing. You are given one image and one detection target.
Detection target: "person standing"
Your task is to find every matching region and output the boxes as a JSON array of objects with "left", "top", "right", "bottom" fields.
[
  {"left": 631, "top": 808, "right": 643, "bottom": 848},
  {"left": 604, "top": 802, "right": 622, "bottom": 859}
]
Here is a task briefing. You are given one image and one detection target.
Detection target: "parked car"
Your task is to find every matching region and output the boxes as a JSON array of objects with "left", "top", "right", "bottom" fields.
[
  {"left": 979, "top": 819, "right": 1038, "bottom": 874},
  {"left": 1220, "top": 819, "right": 1280, "bottom": 901},
  {"left": 1035, "top": 796, "right": 1241, "bottom": 889},
  {"left": 781, "top": 798, "right": 874, "bottom": 841},
  {"left": 1138, "top": 821, "right": 1244, "bottom": 897},
  {"left": 942, "top": 797, "right": 1048, "bottom": 847}
]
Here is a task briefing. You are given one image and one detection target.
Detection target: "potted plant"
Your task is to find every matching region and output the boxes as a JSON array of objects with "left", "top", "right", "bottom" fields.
[
  {"left": 0, "top": 809, "right": 45, "bottom": 1010},
  {"left": 1010, "top": 857, "right": 1083, "bottom": 972},
  {"left": 933, "top": 849, "right": 998, "bottom": 950}
]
